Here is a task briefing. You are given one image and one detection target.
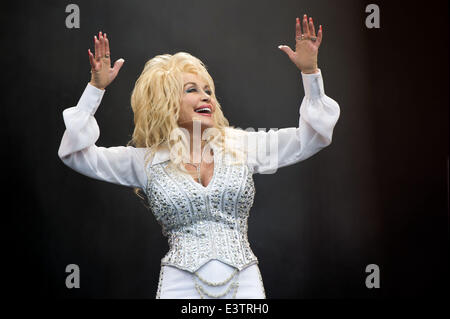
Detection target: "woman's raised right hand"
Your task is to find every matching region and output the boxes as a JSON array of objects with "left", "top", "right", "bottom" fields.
[{"left": 88, "top": 31, "right": 125, "bottom": 90}]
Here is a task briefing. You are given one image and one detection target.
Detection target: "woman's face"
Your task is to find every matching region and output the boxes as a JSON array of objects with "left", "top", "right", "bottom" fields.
[{"left": 177, "top": 72, "right": 216, "bottom": 131}]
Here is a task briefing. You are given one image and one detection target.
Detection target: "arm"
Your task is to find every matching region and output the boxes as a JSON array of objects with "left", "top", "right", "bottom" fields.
[
  {"left": 58, "top": 83, "right": 147, "bottom": 188},
  {"left": 57, "top": 31, "right": 146, "bottom": 188},
  {"left": 246, "top": 14, "right": 340, "bottom": 174},
  {"left": 245, "top": 68, "right": 340, "bottom": 174}
]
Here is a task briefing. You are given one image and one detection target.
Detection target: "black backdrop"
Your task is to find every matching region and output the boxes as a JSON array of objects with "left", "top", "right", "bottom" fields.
[{"left": 2, "top": 0, "right": 448, "bottom": 299}]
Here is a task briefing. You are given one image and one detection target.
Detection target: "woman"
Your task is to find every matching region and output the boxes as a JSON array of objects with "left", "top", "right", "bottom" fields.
[{"left": 58, "top": 14, "right": 340, "bottom": 299}]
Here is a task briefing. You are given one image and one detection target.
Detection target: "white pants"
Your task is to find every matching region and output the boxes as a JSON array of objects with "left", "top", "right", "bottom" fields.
[{"left": 156, "top": 259, "right": 266, "bottom": 299}]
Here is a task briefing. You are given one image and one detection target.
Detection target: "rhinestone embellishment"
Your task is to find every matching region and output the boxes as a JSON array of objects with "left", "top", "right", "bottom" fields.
[{"left": 144, "top": 149, "right": 258, "bottom": 273}]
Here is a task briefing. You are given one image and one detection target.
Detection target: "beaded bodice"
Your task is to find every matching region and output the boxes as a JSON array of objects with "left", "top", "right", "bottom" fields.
[{"left": 144, "top": 145, "right": 258, "bottom": 273}]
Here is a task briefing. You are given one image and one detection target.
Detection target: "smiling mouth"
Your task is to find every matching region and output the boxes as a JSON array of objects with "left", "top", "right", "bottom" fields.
[
  {"left": 194, "top": 113, "right": 212, "bottom": 117},
  {"left": 194, "top": 107, "right": 212, "bottom": 117}
]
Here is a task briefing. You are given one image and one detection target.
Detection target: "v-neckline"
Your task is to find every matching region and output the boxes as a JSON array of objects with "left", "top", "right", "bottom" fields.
[{"left": 187, "top": 145, "right": 217, "bottom": 191}]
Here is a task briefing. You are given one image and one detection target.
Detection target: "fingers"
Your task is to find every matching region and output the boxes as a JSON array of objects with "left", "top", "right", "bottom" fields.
[
  {"left": 302, "top": 14, "right": 310, "bottom": 36},
  {"left": 104, "top": 33, "right": 110, "bottom": 58},
  {"left": 309, "top": 17, "right": 316, "bottom": 37},
  {"left": 94, "top": 35, "right": 100, "bottom": 60},
  {"left": 88, "top": 49, "right": 95, "bottom": 69},
  {"left": 296, "top": 17, "right": 301, "bottom": 38},
  {"left": 298, "top": 14, "right": 321, "bottom": 45},
  {"left": 278, "top": 45, "right": 295, "bottom": 60},
  {"left": 317, "top": 25, "right": 323, "bottom": 46},
  {"left": 93, "top": 31, "right": 110, "bottom": 61},
  {"left": 111, "top": 58, "right": 125, "bottom": 79},
  {"left": 98, "top": 31, "right": 105, "bottom": 58}
]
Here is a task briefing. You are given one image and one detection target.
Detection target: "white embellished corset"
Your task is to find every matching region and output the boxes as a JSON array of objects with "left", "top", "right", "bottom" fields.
[{"left": 144, "top": 148, "right": 258, "bottom": 273}]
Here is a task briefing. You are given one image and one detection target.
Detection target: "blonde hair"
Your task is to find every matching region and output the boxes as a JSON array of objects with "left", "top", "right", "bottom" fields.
[{"left": 127, "top": 52, "right": 243, "bottom": 201}]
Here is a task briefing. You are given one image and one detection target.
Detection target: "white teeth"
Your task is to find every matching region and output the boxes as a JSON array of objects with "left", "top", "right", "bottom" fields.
[{"left": 195, "top": 107, "right": 211, "bottom": 113}]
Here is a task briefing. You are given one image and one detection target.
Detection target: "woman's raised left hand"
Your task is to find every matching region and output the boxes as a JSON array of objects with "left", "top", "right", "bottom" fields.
[{"left": 278, "top": 14, "right": 322, "bottom": 74}]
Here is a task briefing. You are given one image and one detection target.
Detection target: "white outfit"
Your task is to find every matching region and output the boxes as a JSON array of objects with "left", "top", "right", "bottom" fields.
[{"left": 58, "top": 69, "right": 340, "bottom": 299}]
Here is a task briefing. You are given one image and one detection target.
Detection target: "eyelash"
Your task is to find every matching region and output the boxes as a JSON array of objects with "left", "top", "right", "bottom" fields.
[{"left": 187, "top": 88, "right": 212, "bottom": 95}]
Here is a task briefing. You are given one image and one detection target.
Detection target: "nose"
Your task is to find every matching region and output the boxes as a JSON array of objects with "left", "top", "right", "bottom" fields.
[{"left": 201, "top": 90, "right": 211, "bottom": 101}]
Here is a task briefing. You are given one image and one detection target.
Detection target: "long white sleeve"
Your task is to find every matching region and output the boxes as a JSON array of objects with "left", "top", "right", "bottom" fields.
[
  {"left": 57, "top": 83, "right": 148, "bottom": 189},
  {"left": 241, "top": 69, "right": 340, "bottom": 174}
]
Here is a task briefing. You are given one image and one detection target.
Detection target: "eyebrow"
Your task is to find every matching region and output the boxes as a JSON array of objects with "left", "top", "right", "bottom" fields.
[{"left": 184, "top": 82, "right": 210, "bottom": 88}]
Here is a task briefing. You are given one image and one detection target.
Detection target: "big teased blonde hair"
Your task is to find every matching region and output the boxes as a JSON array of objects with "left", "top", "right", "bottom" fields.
[{"left": 127, "top": 52, "right": 244, "bottom": 200}]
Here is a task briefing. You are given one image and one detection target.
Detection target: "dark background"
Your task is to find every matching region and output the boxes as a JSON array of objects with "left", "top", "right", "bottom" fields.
[{"left": 1, "top": 0, "right": 448, "bottom": 299}]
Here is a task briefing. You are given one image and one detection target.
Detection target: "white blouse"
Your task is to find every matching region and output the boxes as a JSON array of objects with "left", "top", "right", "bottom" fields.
[{"left": 58, "top": 69, "right": 340, "bottom": 188}]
